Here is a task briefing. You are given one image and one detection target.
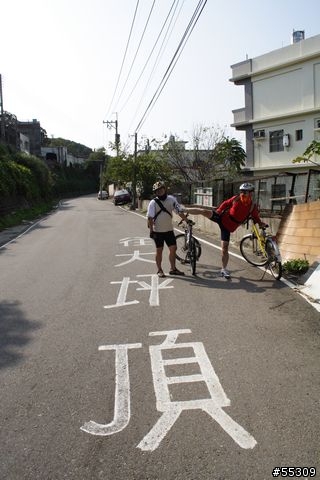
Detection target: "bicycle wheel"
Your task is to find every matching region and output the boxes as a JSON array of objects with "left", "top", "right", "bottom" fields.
[
  {"left": 266, "top": 239, "right": 283, "bottom": 280},
  {"left": 189, "top": 237, "right": 197, "bottom": 275},
  {"left": 240, "top": 234, "right": 268, "bottom": 267},
  {"left": 175, "top": 234, "right": 201, "bottom": 264},
  {"left": 175, "top": 233, "right": 189, "bottom": 263}
]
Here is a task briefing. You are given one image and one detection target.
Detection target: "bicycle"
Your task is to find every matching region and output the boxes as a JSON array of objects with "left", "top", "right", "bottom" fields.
[
  {"left": 239, "top": 219, "right": 282, "bottom": 280},
  {"left": 175, "top": 218, "right": 202, "bottom": 275}
]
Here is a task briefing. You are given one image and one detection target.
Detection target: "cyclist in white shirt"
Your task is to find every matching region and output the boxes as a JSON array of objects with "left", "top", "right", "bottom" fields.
[{"left": 147, "top": 182, "right": 188, "bottom": 278}]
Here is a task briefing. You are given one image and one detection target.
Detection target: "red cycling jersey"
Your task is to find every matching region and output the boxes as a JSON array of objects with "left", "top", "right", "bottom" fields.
[{"left": 216, "top": 195, "right": 261, "bottom": 232}]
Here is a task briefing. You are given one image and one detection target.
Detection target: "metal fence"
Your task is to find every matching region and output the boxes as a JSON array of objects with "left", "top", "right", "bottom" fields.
[{"left": 192, "top": 169, "right": 320, "bottom": 211}]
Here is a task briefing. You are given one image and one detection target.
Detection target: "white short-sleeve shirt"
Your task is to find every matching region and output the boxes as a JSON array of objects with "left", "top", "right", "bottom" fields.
[{"left": 147, "top": 195, "right": 183, "bottom": 232}]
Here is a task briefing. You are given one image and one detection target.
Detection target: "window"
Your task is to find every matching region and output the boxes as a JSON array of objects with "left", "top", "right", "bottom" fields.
[
  {"left": 259, "top": 181, "right": 267, "bottom": 192},
  {"left": 295, "top": 129, "right": 303, "bottom": 141},
  {"left": 269, "top": 130, "right": 284, "bottom": 152}
]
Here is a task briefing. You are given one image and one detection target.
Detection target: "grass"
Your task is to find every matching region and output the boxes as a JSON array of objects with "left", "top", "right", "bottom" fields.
[
  {"left": 283, "top": 258, "right": 310, "bottom": 276},
  {"left": 0, "top": 201, "right": 58, "bottom": 231}
]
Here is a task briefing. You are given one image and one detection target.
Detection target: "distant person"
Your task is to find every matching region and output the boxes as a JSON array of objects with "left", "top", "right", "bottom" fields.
[
  {"left": 147, "top": 182, "right": 189, "bottom": 277},
  {"left": 185, "top": 183, "right": 267, "bottom": 278}
]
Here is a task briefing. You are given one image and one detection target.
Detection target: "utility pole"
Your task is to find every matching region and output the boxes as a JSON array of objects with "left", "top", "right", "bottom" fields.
[
  {"left": 103, "top": 114, "right": 120, "bottom": 156},
  {"left": 0, "top": 74, "right": 6, "bottom": 142},
  {"left": 130, "top": 132, "right": 137, "bottom": 210}
]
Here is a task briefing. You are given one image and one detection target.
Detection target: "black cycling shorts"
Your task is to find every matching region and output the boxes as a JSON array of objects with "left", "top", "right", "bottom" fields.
[
  {"left": 152, "top": 231, "right": 176, "bottom": 248},
  {"left": 209, "top": 211, "right": 230, "bottom": 242}
]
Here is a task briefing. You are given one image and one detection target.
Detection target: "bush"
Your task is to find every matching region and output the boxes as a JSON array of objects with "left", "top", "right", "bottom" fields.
[
  {"left": 283, "top": 258, "right": 309, "bottom": 275},
  {"left": 14, "top": 152, "right": 53, "bottom": 199}
]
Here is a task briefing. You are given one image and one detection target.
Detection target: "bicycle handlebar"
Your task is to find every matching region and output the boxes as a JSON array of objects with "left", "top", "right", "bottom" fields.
[{"left": 178, "top": 218, "right": 195, "bottom": 227}]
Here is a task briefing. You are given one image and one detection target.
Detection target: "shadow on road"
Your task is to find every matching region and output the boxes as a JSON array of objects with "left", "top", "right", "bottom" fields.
[
  {"left": 0, "top": 220, "right": 53, "bottom": 253},
  {"left": 173, "top": 262, "right": 287, "bottom": 294},
  {"left": 0, "top": 300, "right": 41, "bottom": 369}
]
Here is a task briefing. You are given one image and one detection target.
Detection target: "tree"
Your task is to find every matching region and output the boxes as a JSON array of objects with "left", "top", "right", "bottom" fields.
[
  {"left": 105, "top": 155, "right": 132, "bottom": 187},
  {"left": 135, "top": 152, "right": 172, "bottom": 198},
  {"left": 47, "top": 137, "right": 92, "bottom": 158},
  {"left": 88, "top": 147, "right": 107, "bottom": 163},
  {"left": 214, "top": 137, "right": 247, "bottom": 179},
  {"left": 161, "top": 126, "right": 246, "bottom": 183},
  {"left": 292, "top": 140, "right": 320, "bottom": 166}
]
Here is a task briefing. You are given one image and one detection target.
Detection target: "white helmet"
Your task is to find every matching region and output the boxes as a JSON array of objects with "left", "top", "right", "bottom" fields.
[
  {"left": 239, "top": 182, "right": 255, "bottom": 192},
  {"left": 153, "top": 181, "right": 165, "bottom": 192}
]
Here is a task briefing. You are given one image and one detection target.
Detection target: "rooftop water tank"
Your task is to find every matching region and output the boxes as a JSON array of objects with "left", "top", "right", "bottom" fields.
[{"left": 292, "top": 30, "right": 305, "bottom": 44}]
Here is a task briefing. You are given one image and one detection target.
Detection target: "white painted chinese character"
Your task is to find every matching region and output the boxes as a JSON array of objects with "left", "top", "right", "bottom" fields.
[
  {"left": 103, "top": 275, "right": 174, "bottom": 309},
  {"left": 81, "top": 330, "right": 257, "bottom": 452},
  {"left": 104, "top": 277, "right": 139, "bottom": 309},
  {"left": 119, "top": 237, "right": 153, "bottom": 247},
  {"left": 115, "top": 250, "right": 155, "bottom": 267},
  {"left": 137, "top": 329, "right": 257, "bottom": 451},
  {"left": 136, "top": 274, "right": 174, "bottom": 307},
  {"left": 81, "top": 343, "right": 142, "bottom": 435}
]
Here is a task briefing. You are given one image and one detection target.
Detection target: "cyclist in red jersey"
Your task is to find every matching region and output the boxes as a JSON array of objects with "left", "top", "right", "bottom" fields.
[{"left": 184, "top": 183, "right": 266, "bottom": 278}]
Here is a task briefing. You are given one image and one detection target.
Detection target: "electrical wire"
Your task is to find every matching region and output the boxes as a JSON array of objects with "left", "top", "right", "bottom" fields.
[
  {"left": 119, "top": 0, "right": 178, "bottom": 114},
  {"left": 135, "top": 0, "right": 207, "bottom": 133},
  {"left": 112, "top": 0, "right": 156, "bottom": 114},
  {"left": 104, "top": 0, "right": 140, "bottom": 120},
  {"left": 127, "top": 0, "right": 184, "bottom": 131}
]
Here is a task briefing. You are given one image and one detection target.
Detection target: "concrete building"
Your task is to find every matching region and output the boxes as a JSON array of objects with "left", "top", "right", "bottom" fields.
[
  {"left": 18, "top": 119, "right": 47, "bottom": 157},
  {"left": 230, "top": 31, "right": 320, "bottom": 176},
  {"left": 41, "top": 146, "right": 85, "bottom": 167}
]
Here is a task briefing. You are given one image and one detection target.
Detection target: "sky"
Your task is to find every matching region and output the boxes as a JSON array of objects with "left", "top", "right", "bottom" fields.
[{"left": 1, "top": 0, "right": 320, "bottom": 155}]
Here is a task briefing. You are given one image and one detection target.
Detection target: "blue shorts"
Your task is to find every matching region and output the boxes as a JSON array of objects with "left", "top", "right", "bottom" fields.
[
  {"left": 209, "top": 212, "right": 230, "bottom": 242},
  {"left": 153, "top": 231, "right": 176, "bottom": 248}
]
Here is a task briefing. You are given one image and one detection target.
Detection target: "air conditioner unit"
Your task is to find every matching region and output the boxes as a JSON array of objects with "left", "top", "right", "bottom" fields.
[
  {"left": 253, "top": 129, "right": 265, "bottom": 139},
  {"left": 283, "top": 133, "right": 290, "bottom": 147}
]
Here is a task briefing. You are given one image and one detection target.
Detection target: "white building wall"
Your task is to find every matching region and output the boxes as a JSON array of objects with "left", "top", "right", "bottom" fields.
[
  {"left": 315, "top": 62, "right": 320, "bottom": 106},
  {"left": 231, "top": 33, "right": 320, "bottom": 174},
  {"left": 253, "top": 68, "right": 303, "bottom": 119}
]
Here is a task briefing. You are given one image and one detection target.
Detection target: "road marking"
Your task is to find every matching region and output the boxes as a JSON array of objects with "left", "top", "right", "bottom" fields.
[
  {"left": 104, "top": 277, "right": 139, "bottom": 309},
  {"left": 80, "top": 343, "right": 142, "bottom": 435},
  {"left": 136, "top": 274, "right": 174, "bottom": 306},
  {"left": 137, "top": 330, "right": 257, "bottom": 451},
  {"left": 115, "top": 250, "right": 155, "bottom": 266},
  {"left": 81, "top": 330, "right": 257, "bottom": 451},
  {"left": 119, "top": 236, "right": 153, "bottom": 247},
  {"left": 104, "top": 275, "right": 174, "bottom": 308}
]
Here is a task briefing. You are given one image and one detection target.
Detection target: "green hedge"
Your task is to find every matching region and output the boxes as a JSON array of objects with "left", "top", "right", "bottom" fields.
[{"left": 0, "top": 144, "right": 98, "bottom": 218}]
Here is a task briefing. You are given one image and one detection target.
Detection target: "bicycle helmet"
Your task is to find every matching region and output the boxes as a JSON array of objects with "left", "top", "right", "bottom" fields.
[
  {"left": 239, "top": 182, "right": 255, "bottom": 192},
  {"left": 153, "top": 181, "right": 165, "bottom": 192}
]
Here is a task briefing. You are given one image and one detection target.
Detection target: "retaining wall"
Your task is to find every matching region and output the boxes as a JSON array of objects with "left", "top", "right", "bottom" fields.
[
  {"left": 142, "top": 198, "right": 320, "bottom": 265},
  {"left": 276, "top": 201, "right": 320, "bottom": 264}
]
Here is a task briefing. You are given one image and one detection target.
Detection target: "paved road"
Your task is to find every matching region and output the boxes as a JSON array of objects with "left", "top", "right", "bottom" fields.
[{"left": 0, "top": 195, "right": 319, "bottom": 480}]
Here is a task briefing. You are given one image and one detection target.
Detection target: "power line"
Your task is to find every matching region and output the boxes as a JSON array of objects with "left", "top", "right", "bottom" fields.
[
  {"left": 112, "top": 0, "right": 156, "bottom": 113},
  {"left": 135, "top": 0, "right": 207, "bottom": 133},
  {"left": 104, "top": 0, "right": 140, "bottom": 120},
  {"left": 119, "top": 0, "right": 178, "bottom": 114},
  {"left": 127, "top": 0, "right": 184, "bottom": 131}
]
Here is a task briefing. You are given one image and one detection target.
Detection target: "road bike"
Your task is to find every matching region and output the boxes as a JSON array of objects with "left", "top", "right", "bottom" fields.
[
  {"left": 239, "top": 219, "right": 282, "bottom": 280},
  {"left": 175, "top": 219, "right": 202, "bottom": 275}
]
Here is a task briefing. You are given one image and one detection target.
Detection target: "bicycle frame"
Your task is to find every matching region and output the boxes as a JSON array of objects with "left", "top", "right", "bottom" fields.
[
  {"left": 240, "top": 220, "right": 282, "bottom": 280},
  {"left": 175, "top": 219, "right": 201, "bottom": 275},
  {"left": 251, "top": 223, "right": 281, "bottom": 262}
]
